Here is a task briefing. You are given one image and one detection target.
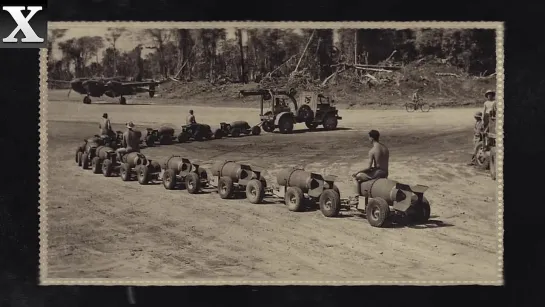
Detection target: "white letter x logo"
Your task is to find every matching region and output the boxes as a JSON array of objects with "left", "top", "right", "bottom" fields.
[{"left": 2, "top": 6, "right": 44, "bottom": 43}]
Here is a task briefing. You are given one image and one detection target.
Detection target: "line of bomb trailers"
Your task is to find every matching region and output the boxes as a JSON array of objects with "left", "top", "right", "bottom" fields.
[{"left": 75, "top": 134, "right": 432, "bottom": 228}]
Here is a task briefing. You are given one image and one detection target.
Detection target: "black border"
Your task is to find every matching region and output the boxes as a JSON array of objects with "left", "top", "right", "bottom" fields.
[{"left": 1, "top": 0, "right": 545, "bottom": 306}]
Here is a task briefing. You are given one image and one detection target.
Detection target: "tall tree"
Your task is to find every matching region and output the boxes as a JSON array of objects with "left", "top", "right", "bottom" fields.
[
  {"left": 105, "top": 28, "right": 127, "bottom": 76},
  {"left": 142, "top": 29, "right": 174, "bottom": 78}
]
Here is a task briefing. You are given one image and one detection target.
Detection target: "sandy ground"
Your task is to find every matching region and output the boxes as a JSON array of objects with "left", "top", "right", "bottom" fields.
[{"left": 43, "top": 92, "right": 500, "bottom": 283}]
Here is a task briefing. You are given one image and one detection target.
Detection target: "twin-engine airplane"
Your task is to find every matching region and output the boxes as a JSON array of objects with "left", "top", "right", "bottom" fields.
[{"left": 49, "top": 77, "right": 166, "bottom": 105}]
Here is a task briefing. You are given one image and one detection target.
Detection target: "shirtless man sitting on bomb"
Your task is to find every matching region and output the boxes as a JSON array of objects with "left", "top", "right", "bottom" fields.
[{"left": 348, "top": 129, "right": 389, "bottom": 205}]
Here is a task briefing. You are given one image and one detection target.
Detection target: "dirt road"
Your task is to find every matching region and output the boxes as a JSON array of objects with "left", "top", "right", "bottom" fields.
[{"left": 43, "top": 98, "right": 500, "bottom": 283}]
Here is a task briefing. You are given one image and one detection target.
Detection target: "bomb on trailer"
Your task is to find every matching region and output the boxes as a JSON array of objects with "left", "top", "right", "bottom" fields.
[
  {"left": 352, "top": 178, "right": 431, "bottom": 227},
  {"left": 270, "top": 167, "right": 341, "bottom": 217},
  {"left": 209, "top": 161, "right": 267, "bottom": 204},
  {"left": 144, "top": 126, "right": 176, "bottom": 147},
  {"left": 98, "top": 151, "right": 161, "bottom": 185},
  {"left": 160, "top": 155, "right": 209, "bottom": 194}
]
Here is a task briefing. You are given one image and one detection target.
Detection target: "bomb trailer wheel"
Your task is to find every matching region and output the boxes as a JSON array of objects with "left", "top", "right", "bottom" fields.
[
  {"left": 160, "top": 168, "right": 208, "bottom": 194},
  {"left": 215, "top": 175, "right": 267, "bottom": 204},
  {"left": 358, "top": 195, "right": 431, "bottom": 228},
  {"left": 277, "top": 184, "right": 341, "bottom": 216}
]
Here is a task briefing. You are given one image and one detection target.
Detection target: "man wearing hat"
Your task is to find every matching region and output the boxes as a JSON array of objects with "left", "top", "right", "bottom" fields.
[
  {"left": 186, "top": 110, "right": 196, "bottom": 125},
  {"left": 99, "top": 113, "right": 114, "bottom": 137},
  {"left": 468, "top": 111, "right": 485, "bottom": 166},
  {"left": 115, "top": 121, "right": 140, "bottom": 161},
  {"left": 482, "top": 89, "right": 496, "bottom": 131}
]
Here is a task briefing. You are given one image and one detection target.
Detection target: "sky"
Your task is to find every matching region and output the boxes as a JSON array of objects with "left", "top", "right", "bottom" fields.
[{"left": 49, "top": 27, "right": 337, "bottom": 62}]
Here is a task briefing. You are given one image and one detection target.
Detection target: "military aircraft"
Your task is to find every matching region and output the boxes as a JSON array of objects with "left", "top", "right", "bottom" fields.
[{"left": 49, "top": 77, "right": 166, "bottom": 105}]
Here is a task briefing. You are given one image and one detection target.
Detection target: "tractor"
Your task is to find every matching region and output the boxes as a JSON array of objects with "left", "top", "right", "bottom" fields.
[
  {"left": 239, "top": 88, "right": 342, "bottom": 134},
  {"left": 350, "top": 178, "right": 431, "bottom": 227},
  {"left": 217, "top": 121, "right": 261, "bottom": 138},
  {"left": 144, "top": 126, "right": 176, "bottom": 147},
  {"left": 473, "top": 108, "right": 497, "bottom": 180},
  {"left": 177, "top": 123, "right": 218, "bottom": 143}
]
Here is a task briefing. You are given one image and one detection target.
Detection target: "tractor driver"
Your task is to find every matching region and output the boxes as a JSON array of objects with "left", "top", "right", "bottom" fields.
[
  {"left": 186, "top": 110, "right": 196, "bottom": 125},
  {"left": 348, "top": 130, "right": 390, "bottom": 205},
  {"left": 115, "top": 121, "right": 140, "bottom": 161},
  {"left": 99, "top": 113, "right": 114, "bottom": 137}
]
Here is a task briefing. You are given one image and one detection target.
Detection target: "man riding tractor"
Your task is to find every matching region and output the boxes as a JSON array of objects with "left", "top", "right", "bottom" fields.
[{"left": 116, "top": 121, "right": 140, "bottom": 162}]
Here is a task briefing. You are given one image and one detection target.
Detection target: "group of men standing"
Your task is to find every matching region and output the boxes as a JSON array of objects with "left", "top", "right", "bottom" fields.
[{"left": 469, "top": 89, "right": 497, "bottom": 165}]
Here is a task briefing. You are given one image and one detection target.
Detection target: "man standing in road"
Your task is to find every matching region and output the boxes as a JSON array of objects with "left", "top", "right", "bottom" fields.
[
  {"left": 116, "top": 122, "right": 140, "bottom": 161},
  {"left": 348, "top": 130, "right": 390, "bottom": 205},
  {"left": 468, "top": 111, "right": 485, "bottom": 166},
  {"left": 482, "top": 90, "right": 496, "bottom": 131}
]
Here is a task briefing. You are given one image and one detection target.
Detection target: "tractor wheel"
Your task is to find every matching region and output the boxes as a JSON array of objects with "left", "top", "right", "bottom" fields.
[
  {"left": 163, "top": 169, "right": 177, "bottom": 190},
  {"left": 489, "top": 147, "right": 496, "bottom": 180},
  {"left": 83, "top": 96, "right": 91, "bottom": 104},
  {"left": 214, "top": 129, "right": 223, "bottom": 139},
  {"left": 198, "top": 168, "right": 208, "bottom": 187},
  {"left": 77, "top": 151, "right": 83, "bottom": 166},
  {"left": 473, "top": 141, "right": 490, "bottom": 170},
  {"left": 365, "top": 197, "right": 390, "bottom": 227},
  {"left": 231, "top": 128, "right": 241, "bottom": 137},
  {"left": 246, "top": 179, "right": 265, "bottom": 204},
  {"left": 137, "top": 165, "right": 150, "bottom": 185},
  {"left": 319, "top": 189, "right": 341, "bottom": 217},
  {"left": 332, "top": 184, "right": 340, "bottom": 199},
  {"left": 218, "top": 176, "right": 234, "bottom": 199},
  {"left": 102, "top": 159, "right": 113, "bottom": 177},
  {"left": 262, "top": 120, "right": 275, "bottom": 133},
  {"left": 305, "top": 121, "right": 318, "bottom": 130},
  {"left": 91, "top": 157, "right": 101, "bottom": 174},
  {"left": 177, "top": 132, "right": 189, "bottom": 143},
  {"left": 120, "top": 163, "right": 131, "bottom": 181},
  {"left": 185, "top": 172, "right": 201, "bottom": 194},
  {"left": 278, "top": 115, "right": 294, "bottom": 134},
  {"left": 285, "top": 187, "right": 304, "bottom": 212},
  {"left": 323, "top": 114, "right": 338, "bottom": 130},
  {"left": 411, "top": 196, "right": 431, "bottom": 224},
  {"left": 119, "top": 97, "right": 127, "bottom": 105},
  {"left": 150, "top": 161, "right": 162, "bottom": 173},
  {"left": 251, "top": 126, "right": 261, "bottom": 136},
  {"left": 75, "top": 148, "right": 83, "bottom": 163},
  {"left": 159, "top": 134, "right": 172, "bottom": 145},
  {"left": 81, "top": 153, "right": 89, "bottom": 170},
  {"left": 146, "top": 135, "right": 155, "bottom": 147}
]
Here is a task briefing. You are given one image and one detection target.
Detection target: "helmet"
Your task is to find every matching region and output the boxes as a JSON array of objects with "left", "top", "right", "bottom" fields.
[
  {"left": 474, "top": 111, "right": 482, "bottom": 118},
  {"left": 485, "top": 90, "right": 495, "bottom": 98}
]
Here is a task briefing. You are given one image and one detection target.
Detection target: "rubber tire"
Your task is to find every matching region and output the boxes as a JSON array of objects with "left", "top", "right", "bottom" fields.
[
  {"left": 246, "top": 179, "right": 265, "bottom": 204},
  {"left": 81, "top": 153, "right": 89, "bottom": 170},
  {"left": 83, "top": 96, "right": 91, "bottom": 104},
  {"left": 218, "top": 176, "right": 234, "bottom": 199},
  {"left": 137, "top": 165, "right": 150, "bottom": 185},
  {"left": 412, "top": 197, "right": 431, "bottom": 224},
  {"left": 159, "top": 134, "right": 171, "bottom": 145},
  {"left": 150, "top": 161, "right": 162, "bottom": 173},
  {"left": 285, "top": 187, "right": 304, "bottom": 212},
  {"left": 120, "top": 163, "right": 131, "bottom": 181},
  {"left": 91, "top": 157, "right": 101, "bottom": 174},
  {"left": 102, "top": 159, "right": 113, "bottom": 177},
  {"left": 214, "top": 129, "right": 223, "bottom": 139},
  {"left": 119, "top": 97, "right": 127, "bottom": 105},
  {"left": 259, "top": 178, "right": 267, "bottom": 189},
  {"left": 323, "top": 114, "right": 338, "bottom": 130},
  {"left": 163, "top": 169, "right": 177, "bottom": 190},
  {"left": 305, "top": 121, "right": 318, "bottom": 130},
  {"left": 405, "top": 103, "right": 416, "bottom": 112},
  {"left": 198, "top": 168, "right": 208, "bottom": 187},
  {"left": 177, "top": 132, "right": 189, "bottom": 143},
  {"left": 319, "top": 189, "right": 341, "bottom": 217},
  {"left": 185, "top": 172, "right": 201, "bottom": 194},
  {"left": 262, "top": 121, "right": 275, "bottom": 133},
  {"left": 332, "top": 184, "right": 341, "bottom": 199},
  {"left": 278, "top": 115, "right": 294, "bottom": 134},
  {"left": 366, "top": 198, "right": 390, "bottom": 227},
  {"left": 489, "top": 147, "right": 496, "bottom": 180},
  {"left": 473, "top": 141, "right": 490, "bottom": 170},
  {"left": 75, "top": 148, "right": 82, "bottom": 163},
  {"left": 230, "top": 128, "right": 241, "bottom": 138},
  {"left": 77, "top": 151, "right": 83, "bottom": 166},
  {"left": 251, "top": 126, "right": 261, "bottom": 136},
  {"left": 146, "top": 135, "right": 155, "bottom": 147},
  {"left": 420, "top": 103, "right": 431, "bottom": 112}
]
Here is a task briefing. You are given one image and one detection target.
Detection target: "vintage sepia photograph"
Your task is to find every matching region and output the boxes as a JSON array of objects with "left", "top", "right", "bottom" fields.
[{"left": 41, "top": 22, "right": 503, "bottom": 285}]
